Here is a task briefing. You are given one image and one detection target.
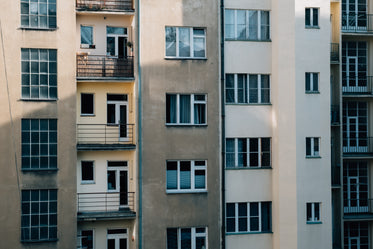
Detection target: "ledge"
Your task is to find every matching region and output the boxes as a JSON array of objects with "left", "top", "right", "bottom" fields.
[
  {"left": 305, "top": 156, "right": 322, "bottom": 159},
  {"left": 164, "top": 57, "right": 207, "bottom": 60},
  {"left": 77, "top": 210, "right": 136, "bottom": 221},
  {"left": 225, "top": 103, "right": 272, "bottom": 106},
  {"left": 306, "top": 221, "right": 322, "bottom": 224},
  {"left": 76, "top": 77, "right": 135, "bottom": 82},
  {"left": 22, "top": 169, "right": 58, "bottom": 173},
  {"left": 77, "top": 143, "right": 136, "bottom": 151},
  {"left": 18, "top": 27, "right": 58, "bottom": 31},
  {"left": 226, "top": 231, "right": 273, "bottom": 235},
  {"left": 225, "top": 167, "right": 272, "bottom": 170},
  {"left": 225, "top": 39, "right": 271, "bottom": 42},
  {"left": 21, "top": 239, "right": 58, "bottom": 243},
  {"left": 20, "top": 98, "right": 58, "bottom": 102}
]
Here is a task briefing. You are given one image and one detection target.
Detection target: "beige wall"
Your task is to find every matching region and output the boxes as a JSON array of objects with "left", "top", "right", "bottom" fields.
[{"left": 0, "top": 1, "right": 76, "bottom": 248}]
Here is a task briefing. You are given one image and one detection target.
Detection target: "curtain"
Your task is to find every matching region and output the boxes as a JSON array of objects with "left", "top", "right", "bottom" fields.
[
  {"left": 180, "top": 95, "right": 191, "bottom": 123},
  {"left": 179, "top": 161, "right": 191, "bottom": 189},
  {"left": 194, "top": 103, "right": 205, "bottom": 124},
  {"left": 166, "top": 95, "right": 177, "bottom": 123}
]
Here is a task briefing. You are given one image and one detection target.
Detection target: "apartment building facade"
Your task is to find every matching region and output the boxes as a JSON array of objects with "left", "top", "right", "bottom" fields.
[
  {"left": 75, "top": 1, "right": 137, "bottom": 249},
  {"left": 0, "top": 0, "right": 77, "bottom": 248}
]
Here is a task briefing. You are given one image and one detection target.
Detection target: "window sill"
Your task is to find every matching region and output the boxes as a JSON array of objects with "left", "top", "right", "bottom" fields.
[
  {"left": 225, "top": 166, "right": 272, "bottom": 170},
  {"left": 225, "top": 103, "right": 272, "bottom": 106},
  {"left": 166, "top": 124, "right": 207, "bottom": 127},
  {"left": 80, "top": 114, "right": 95, "bottom": 117},
  {"left": 20, "top": 98, "right": 58, "bottom": 102},
  {"left": 305, "top": 26, "right": 320, "bottom": 29},
  {"left": 80, "top": 44, "right": 96, "bottom": 49},
  {"left": 306, "top": 221, "right": 322, "bottom": 224},
  {"left": 19, "top": 27, "right": 58, "bottom": 31},
  {"left": 165, "top": 57, "right": 207, "bottom": 60},
  {"left": 166, "top": 190, "right": 208, "bottom": 194},
  {"left": 226, "top": 231, "right": 272, "bottom": 235},
  {"left": 305, "top": 156, "right": 321, "bottom": 159},
  {"left": 81, "top": 181, "right": 95, "bottom": 185},
  {"left": 22, "top": 168, "right": 58, "bottom": 173},
  {"left": 305, "top": 91, "right": 320, "bottom": 94},
  {"left": 21, "top": 239, "right": 58, "bottom": 243},
  {"left": 225, "top": 38, "right": 272, "bottom": 42}
]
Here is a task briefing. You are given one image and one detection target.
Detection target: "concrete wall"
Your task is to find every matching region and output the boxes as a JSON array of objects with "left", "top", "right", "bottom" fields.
[
  {"left": 139, "top": 0, "right": 221, "bottom": 248},
  {"left": 0, "top": 1, "right": 77, "bottom": 248}
]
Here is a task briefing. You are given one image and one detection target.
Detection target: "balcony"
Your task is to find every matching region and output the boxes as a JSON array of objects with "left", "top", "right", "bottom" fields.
[
  {"left": 342, "top": 76, "right": 373, "bottom": 95},
  {"left": 77, "top": 192, "right": 135, "bottom": 221},
  {"left": 76, "top": 0, "right": 134, "bottom": 12},
  {"left": 330, "top": 43, "right": 339, "bottom": 64},
  {"left": 77, "top": 123, "right": 135, "bottom": 151},
  {"left": 343, "top": 137, "right": 373, "bottom": 156},
  {"left": 76, "top": 54, "right": 134, "bottom": 81},
  {"left": 342, "top": 13, "right": 373, "bottom": 33},
  {"left": 331, "top": 105, "right": 340, "bottom": 126}
]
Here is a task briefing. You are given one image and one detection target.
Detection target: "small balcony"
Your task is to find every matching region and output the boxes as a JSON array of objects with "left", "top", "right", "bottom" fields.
[
  {"left": 344, "top": 199, "right": 373, "bottom": 214},
  {"left": 342, "top": 76, "right": 373, "bottom": 95},
  {"left": 331, "top": 105, "right": 340, "bottom": 126},
  {"left": 342, "top": 13, "right": 373, "bottom": 33},
  {"left": 330, "top": 43, "right": 339, "bottom": 64},
  {"left": 76, "top": 54, "right": 134, "bottom": 81},
  {"left": 343, "top": 137, "right": 373, "bottom": 156},
  {"left": 77, "top": 192, "right": 135, "bottom": 221},
  {"left": 77, "top": 123, "right": 135, "bottom": 151},
  {"left": 76, "top": 0, "right": 134, "bottom": 12}
]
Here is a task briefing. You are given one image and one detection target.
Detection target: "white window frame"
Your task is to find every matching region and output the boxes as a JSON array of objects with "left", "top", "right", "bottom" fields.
[
  {"left": 306, "top": 137, "right": 320, "bottom": 157},
  {"left": 167, "top": 227, "right": 208, "bottom": 249},
  {"left": 166, "top": 94, "right": 207, "bottom": 125},
  {"left": 107, "top": 228, "right": 128, "bottom": 249},
  {"left": 225, "top": 138, "right": 271, "bottom": 168},
  {"left": 107, "top": 161, "right": 128, "bottom": 192},
  {"left": 166, "top": 160, "right": 207, "bottom": 193},
  {"left": 305, "top": 8, "right": 319, "bottom": 28},
  {"left": 306, "top": 202, "right": 321, "bottom": 223},
  {"left": 165, "top": 27, "right": 206, "bottom": 59},
  {"left": 226, "top": 202, "right": 272, "bottom": 233},
  {"left": 106, "top": 26, "right": 128, "bottom": 57},
  {"left": 225, "top": 9, "right": 270, "bottom": 41},
  {"left": 81, "top": 161, "right": 95, "bottom": 184},
  {"left": 79, "top": 229, "right": 94, "bottom": 249},
  {"left": 225, "top": 74, "right": 270, "bottom": 104},
  {"left": 305, "top": 72, "right": 319, "bottom": 93},
  {"left": 80, "top": 25, "right": 95, "bottom": 48}
]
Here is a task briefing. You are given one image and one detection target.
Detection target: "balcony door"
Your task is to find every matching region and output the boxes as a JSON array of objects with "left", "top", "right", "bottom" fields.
[
  {"left": 107, "top": 229, "right": 128, "bottom": 249},
  {"left": 344, "top": 162, "right": 368, "bottom": 214},
  {"left": 342, "top": 0, "right": 367, "bottom": 30},
  {"left": 345, "top": 177, "right": 368, "bottom": 213},
  {"left": 107, "top": 26, "right": 127, "bottom": 58},
  {"left": 107, "top": 94, "right": 128, "bottom": 141},
  {"left": 107, "top": 161, "right": 128, "bottom": 207},
  {"left": 343, "top": 102, "right": 368, "bottom": 153},
  {"left": 348, "top": 237, "right": 360, "bottom": 249}
]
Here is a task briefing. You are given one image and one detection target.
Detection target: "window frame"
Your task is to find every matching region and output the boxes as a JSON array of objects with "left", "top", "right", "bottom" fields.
[
  {"left": 166, "top": 93, "right": 207, "bottom": 126},
  {"left": 305, "top": 8, "right": 319, "bottom": 28},
  {"left": 306, "top": 202, "right": 321, "bottom": 223},
  {"left": 80, "top": 25, "right": 95, "bottom": 48},
  {"left": 165, "top": 26, "right": 207, "bottom": 59},
  {"left": 21, "top": 189, "right": 58, "bottom": 242},
  {"left": 226, "top": 202, "right": 272, "bottom": 234},
  {"left": 81, "top": 93, "right": 95, "bottom": 116},
  {"left": 305, "top": 72, "right": 319, "bottom": 93},
  {"left": 20, "top": 0, "right": 57, "bottom": 30},
  {"left": 306, "top": 137, "right": 320, "bottom": 158},
  {"left": 80, "top": 229, "right": 94, "bottom": 249},
  {"left": 167, "top": 227, "right": 208, "bottom": 249},
  {"left": 225, "top": 74, "right": 271, "bottom": 104},
  {"left": 225, "top": 9, "right": 271, "bottom": 41},
  {"left": 81, "top": 161, "right": 95, "bottom": 184},
  {"left": 166, "top": 160, "right": 207, "bottom": 193}
]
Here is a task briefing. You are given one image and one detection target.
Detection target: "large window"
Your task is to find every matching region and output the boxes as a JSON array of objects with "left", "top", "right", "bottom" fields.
[
  {"left": 306, "top": 202, "right": 321, "bottom": 223},
  {"left": 165, "top": 27, "right": 206, "bottom": 58},
  {"left": 226, "top": 138, "right": 271, "bottom": 168},
  {"left": 81, "top": 26, "right": 94, "bottom": 48},
  {"left": 167, "top": 227, "right": 207, "bottom": 249},
  {"left": 166, "top": 94, "right": 207, "bottom": 125},
  {"left": 81, "top": 161, "right": 94, "bottom": 183},
  {"left": 225, "top": 9, "right": 270, "bottom": 41},
  {"left": 226, "top": 202, "right": 271, "bottom": 233},
  {"left": 21, "top": 48, "right": 57, "bottom": 100},
  {"left": 166, "top": 160, "right": 206, "bottom": 193},
  {"left": 20, "top": 0, "right": 57, "bottom": 29},
  {"left": 22, "top": 119, "right": 57, "bottom": 170},
  {"left": 226, "top": 74, "right": 270, "bottom": 104},
  {"left": 305, "top": 8, "right": 319, "bottom": 28},
  {"left": 21, "top": 189, "right": 57, "bottom": 242},
  {"left": 81, "top": 93, "right": 94, "bottom": 115},
  {"left": 344, "top": 222, "right": 369, "bottom": 249}
]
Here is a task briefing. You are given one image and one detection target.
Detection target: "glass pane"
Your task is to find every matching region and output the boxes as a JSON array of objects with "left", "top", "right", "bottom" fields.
[
  {"left": 180, "top": 161, "right": 191, "bottom": 189},
  {"left": 167, "top": 228, "right": 178, "bottom": 249},
  {"left": 179, "top": 95, "right": 191, "bottom": 123},
  {"left": 225, "top": 9, "right": 235, "bottom": 39},
  {"left": 81, "top": 26, "right": 93, "bottom": 45},
  {"left": 107, "top": 170, "right": 116, "bottom": 190},
  {"left": 179, "top": 28, "right": 190, "bottom": 57},
  {"left": 193, "top": 37, "right": 205, "bottom": 58},
  {"left": 166, "top": 161, "right": 177, "bottom": 189},
  {"left": 166, "top": 27, "right": 176, "bottom": 56},
  {"left": 237, "top": 10, "right": 246, "bottom": 39},
  {"left": 181, "top": 228, "right": 191, "bottom": 249},
  {"left": 195, "top": 170, "right": 205, "bottom": 189},
  {"left": 248, "top": 11, "right": 258, "bottom": 40},
  {"left": 166, "top": 94, "right": 177, "bottom": 123}
]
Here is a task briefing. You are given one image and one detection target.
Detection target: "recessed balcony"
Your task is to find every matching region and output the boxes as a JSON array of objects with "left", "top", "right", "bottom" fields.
[
  {"left": 77, "top": 123, "right": 135, "bottom": 151},
  {"left": 342, "top": 77, "right": 373, "bottom": 96},
  {"left": 344, "top": 199, "right": 373, "bottom": 215},
  {"left": 76, "top": 0, "right": 134, "bottom": 12},
  {"left": 77, "top": 192, "right": 135, "bottom": 221},
  {"left": 76, "top": 54, "right": 134, "bottom": 81},
  {"left": 343, "top": 137, "right": 373, "bottom": 157},
  {"left": 330, "top": 43, "right": 339, "bottom": 64},
  {"left": 342, "top": 13, "right": 373, "bottom": 33},
  {"left": 331, "top": 105, "right": 340, "bottom": 126}
]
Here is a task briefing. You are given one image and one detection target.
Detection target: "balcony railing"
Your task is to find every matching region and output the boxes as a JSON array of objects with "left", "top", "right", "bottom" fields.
[
  {"left": 342, "top": 76, "right": 373, "bottom": 94},
  {"left": 77, "top": 123, "right": 134, "bottom": 146},
  {"left": 343, "top": 137, "right": 373, "bottom": 154},
  {"left": 77, "top": 55, "right": 134, "bottom": 79},
  {"left": 342, "top": 13, "right": 373, "bottom": 33},
  {"left": 331, "top": 105, "right": 340, "bottom": 125},
  {"left": 344, "top": 199, "right": 372, "bottom": 214},
  {"left": 77, "top": 192, "right": 135, "bottom": 213},
  {"left": 76, "top": 0, "right": 134, "bottom": 11},
  {"left": 330, "top": 43, "right": 339, "bottom": 63}
]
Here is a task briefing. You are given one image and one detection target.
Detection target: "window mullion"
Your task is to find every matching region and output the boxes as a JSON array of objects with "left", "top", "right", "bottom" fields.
[
  {"left": 178, "top": 228, "right": 181, "bottom": 249},
  {"left": 234, "top": 139, "right": 238, "bottom": 168},
  {"left": 258, "top": 138, "right": 262, "bottom": 167},
  {"left": 258, "top": 75, "right": 261, "bottom": 103},
  {"left": 247, "top": 202, "right": 250, "bottom": 232},
  {"left": 247, "top": 138, "right": 250, "bottom": 167},
  {"left": 191, "top": 161, "right": 195, "bottom": 191},
  {"left": 234, "top": 74, "right": 238, "bottom": 103},
  {"left": 191, "top": 228, "right": 196, "bottom": 249},
  {"left": 190, "top": 94, "right": 194, "bottom": 124},
  {"left": 259, "top": 202, "right": 262, "bottom": 232},
  {"left": 235, "top": 203, "right": 239, "bottom": 232},
  {"left": 247, "top": 74, "right": 250, "bottom": 103},
  {"left": 311, "top": 138, "right": 314, "bottom": 156},
  {"left": 312, "top": 203, "right": 315, "bottom": 221},
  {"left": 176, "top": 94, "right": 180, "bottom": 124},
  {"left": 177, "top": 161, "right": 181, "bottom": 190},
  {"left": 258, "top": 11, "right": 261, "bottom": 40}
]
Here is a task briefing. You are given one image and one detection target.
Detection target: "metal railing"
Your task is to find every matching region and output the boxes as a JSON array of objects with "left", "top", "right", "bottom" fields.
[
  {"left": 77, "top": 55, "right": 134, "bottom": 78},
  {"left": 343, "top": 137, "right": 373, "bottom": 153},
  {"left": 344, "top": 199, "right": 372, "bottom": 214},
  {"left": 330, "top": 43, "right": 339, "bottom": 63},
  {"left": 342, "top": 13, "right": 373, "bottom": 32},
  {"left": 77, "top": 192, "right": 135, "bottom": 213},
  {"left": 76, "top": 0, "right": 133, "bottom": 11},
  {"left": 331, "top": 105, "right": 340, "bottom": 125},
  {"left": 77, "top": 123, "right": 134, "bottom": 145},
  {"left": 342, "top": 76, "right": 373, "bottom": 94},
  {"left": 331, "top": 166, "right": 340, "bottom": 186}
]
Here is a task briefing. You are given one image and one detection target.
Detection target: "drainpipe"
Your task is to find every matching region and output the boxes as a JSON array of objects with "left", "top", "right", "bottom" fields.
[
  {"left": 220, "top": 0, "right": 226, "bottom": 248},
  {"left": 136, "top": 0, "right": 143, "bottom": 248}
]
